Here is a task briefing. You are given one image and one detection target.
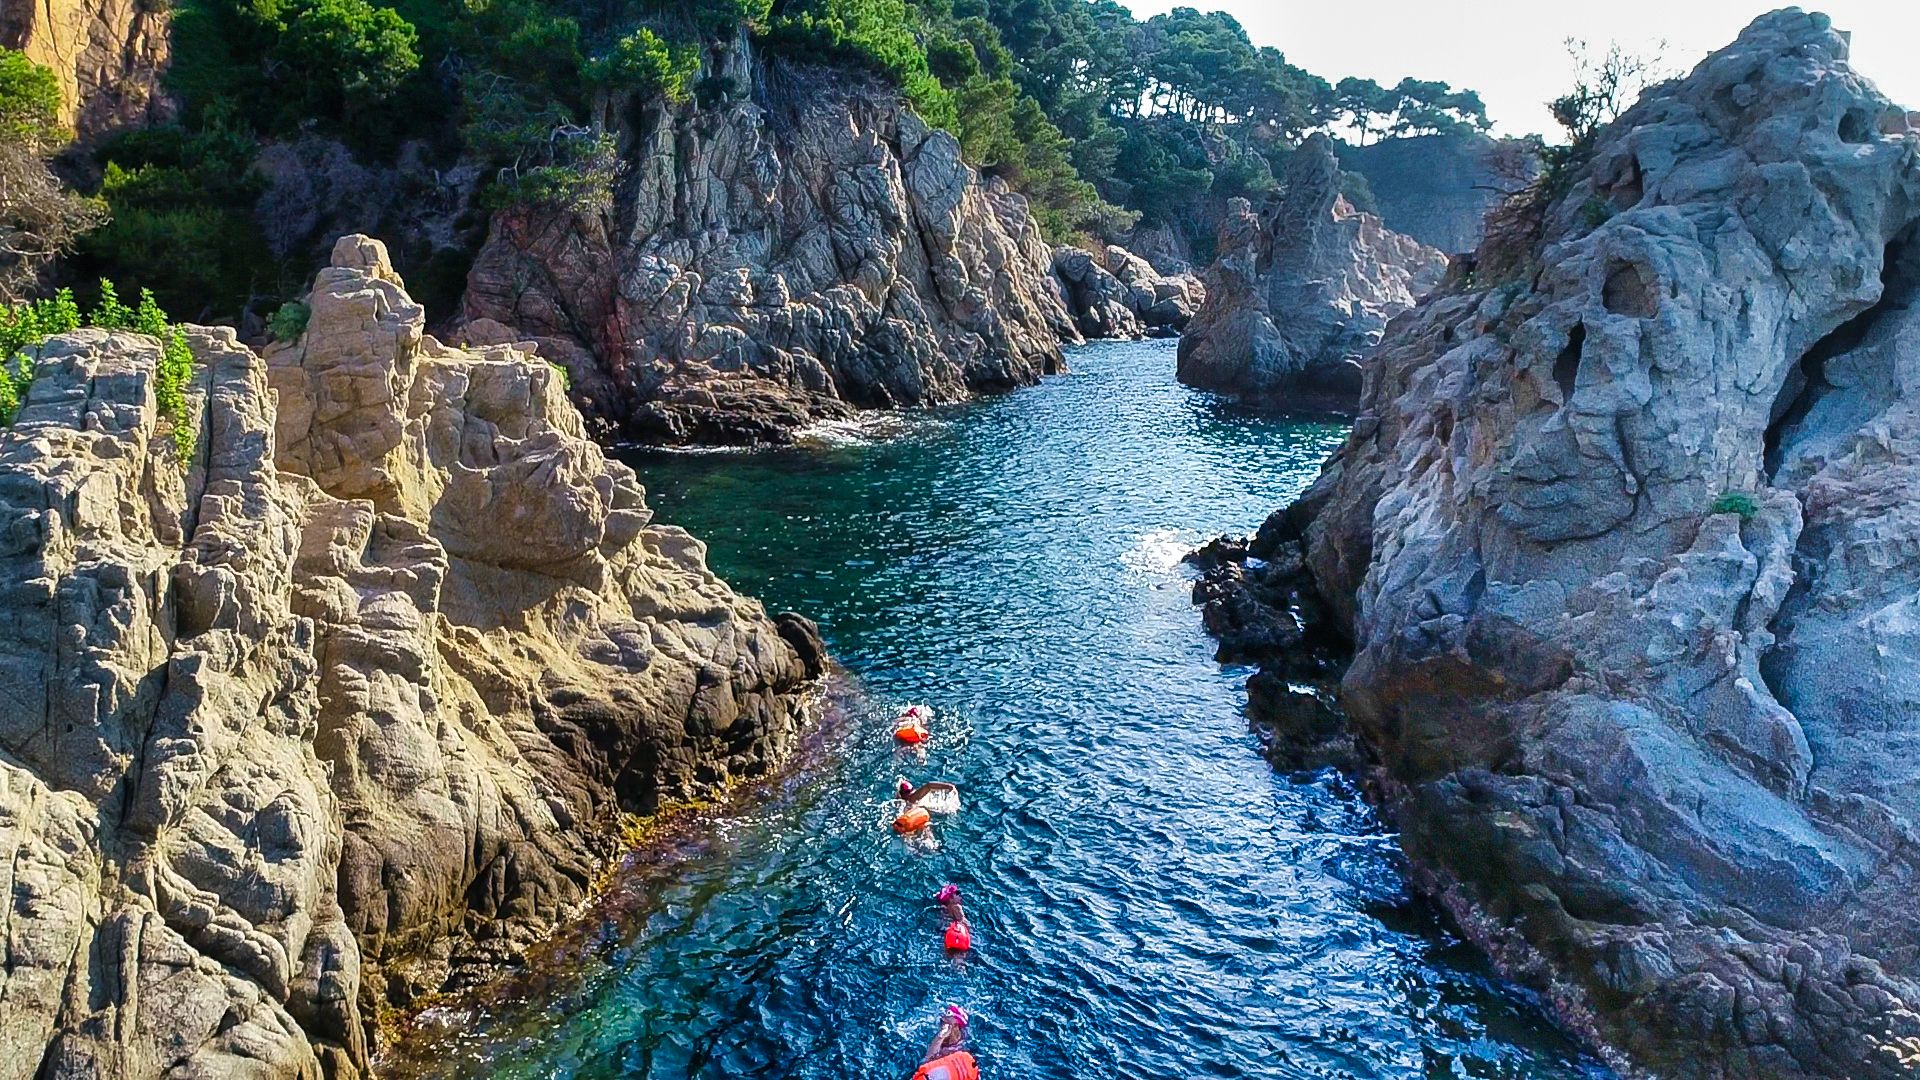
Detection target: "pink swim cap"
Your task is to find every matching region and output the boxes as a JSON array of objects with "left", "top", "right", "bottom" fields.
[
  {"left": 936, "top": 884, "right": 961, "bottom": 903},
  {"left": 944, "top": 1004, "right": 968, "bottom": 1028},
  {"left": 898, "top": 779, "right": 915, "bottom": 798}
]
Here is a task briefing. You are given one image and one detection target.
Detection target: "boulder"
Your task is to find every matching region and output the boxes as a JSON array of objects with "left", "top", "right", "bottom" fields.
[
  {"left": 0, "top": 235, "right": 819, "bottom": 1078},
  {"left": 1177, "top": 134, "right": 1446, "bottom": 411},
  {"left": 1208, "top": 12, "right": 1920, "bottom": 1078},
  {"left": 0, "top": 0, "right": 169, "bottom": 140},
  {"left": 1048, "top": 243, "right": 1202, "bottom": 339}
]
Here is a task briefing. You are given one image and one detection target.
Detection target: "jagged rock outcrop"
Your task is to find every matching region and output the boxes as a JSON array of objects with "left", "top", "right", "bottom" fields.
[
  {"left": 0, "top": 235, "right": 820, "bottom": 1079},
  {"left": 0, "top": 0, "right": 169, "bottom": 139},
  {"left": 1335, "top": 132, "right": 1516, "bottom": 253},
  {"left": 1049, "top": 243, "right": 1203, "bottom": 338},
  {"left": 1176, "top": 134, "right": 1446, "bottom": 411},
  {"left": 1203, "top": 12, "right": 1920, "bottom": 1078},
  {"left": 459, "top": 42, "right": 1079, "bottom": 445}
]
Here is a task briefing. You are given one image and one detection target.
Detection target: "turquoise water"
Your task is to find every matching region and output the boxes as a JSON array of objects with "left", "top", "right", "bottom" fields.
[{"left": 397, "top": 339, "right": 1611, "bottom": 1080}]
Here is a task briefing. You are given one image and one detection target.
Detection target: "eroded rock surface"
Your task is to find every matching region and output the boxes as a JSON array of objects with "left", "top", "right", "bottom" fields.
[
  {"left": 1050, "top": 243, "right": 1203, "bottom": 339},
  {"left": 460, "top": 43, "right": 1078, "bottom": 446},
  {"left": 1207, "top": 12, "right": 1920, "bottom": 1078},
  {"left": 1177, "top": 134, "right": 1446, "bottom": 411},
  {"left": 0, "top": 235, "right": 818, "bottom": 1079},
  {"left": 0, "top": 0, "right": 169, "bottom": 139}
]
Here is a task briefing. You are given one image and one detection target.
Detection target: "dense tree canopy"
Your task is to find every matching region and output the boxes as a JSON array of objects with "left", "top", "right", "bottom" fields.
[{"left": 63, "top": 0, "right": 1492, "bottom": 318}]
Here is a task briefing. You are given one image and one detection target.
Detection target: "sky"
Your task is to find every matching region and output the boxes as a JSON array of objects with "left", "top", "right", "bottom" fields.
[{"left": 1118, "top": 1, "right": 1920, "bottom": 137}]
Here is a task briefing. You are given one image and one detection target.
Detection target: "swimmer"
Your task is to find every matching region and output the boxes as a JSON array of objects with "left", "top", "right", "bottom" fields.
[
  {"left": 912, "top": 1005, "right": 977, "bottom": 1080},
  {"left": 936, "top": 884, "right": 971, "bottom": 951},
  {"left": 897, "top": 778, "right": 960, "bottom": 808},
  {"left": 894, "top": 705, "right": 935, "bottom": 743}
]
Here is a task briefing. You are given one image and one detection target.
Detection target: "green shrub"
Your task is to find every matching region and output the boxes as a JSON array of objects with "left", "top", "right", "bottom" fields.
[
  {"left": 275, "top": 0, "right": 421, "bottom": 115},
  {"left": 0, "top": 283, "right": 195, "bottom": 462},
  {"left": 1711, "top": 491, "right": 1759, "bottom": 520},
  {"left": 0, "top": 48, "right": 67, "bottom": 150},
  {"left": 269, "top": 299, "right": 310, "bottom": 342},
  {"left": 582, "top": 28, "right": 701, "bottom": 103}
]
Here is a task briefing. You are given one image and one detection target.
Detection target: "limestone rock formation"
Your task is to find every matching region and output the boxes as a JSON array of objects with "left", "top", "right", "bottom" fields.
[
  {"left": 1049, "top": 243, "right": 1203, "bottom": 339},
  {"left": 1205, "top": 12, "right": 1920, "bottom": 1078},
  {"left": 459, "top": 44, "right": 1079, "bottom": 446},
  {"left": 0, "top": 0, "right": 169, "bottom": 139},
  {"left": 0, "top": 235, "right": 819, "bottom": 1078},
  {"left": 1177, "top": 134, "right": 1446, "bottom": 411}
]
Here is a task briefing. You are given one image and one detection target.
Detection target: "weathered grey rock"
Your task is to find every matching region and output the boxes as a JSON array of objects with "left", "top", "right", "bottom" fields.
[
  {"left": 0, "top": 235, "right": 818, "bottom": 1078},
  {"left": 1213, "top": 11, "right": 1920, "bottom": 1078},
  {"left": 1177, "top": 135, "right": 1446, "bottom": 411},
  {"left": 1049, "top": 243, "right": 1203, "bottom": 339},
  {"left": 460, "top": 42, "right": 1078, "bottom": 445}
]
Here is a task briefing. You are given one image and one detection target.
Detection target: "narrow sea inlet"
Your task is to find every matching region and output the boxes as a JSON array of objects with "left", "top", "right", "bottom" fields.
[{"left": 388, "top": 338, "right": 1613, "bottom": 1079}]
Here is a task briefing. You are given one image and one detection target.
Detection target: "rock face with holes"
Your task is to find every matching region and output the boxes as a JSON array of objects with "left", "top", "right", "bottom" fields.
[
  {"left": 0, "top": 235, "right": 821, "bottom": 1079},
  {"left": 1211, "top": 11, "right": 1920, "bottom": 1078},
  {"left": 459, "top": 41, "right": 1078, "bottom": 445},
  {"left": 1176, "top": 134, "right": 1447, "bottom": 411}
]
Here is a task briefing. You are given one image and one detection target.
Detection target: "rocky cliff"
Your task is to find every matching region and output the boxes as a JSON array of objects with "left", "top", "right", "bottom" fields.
[
  {"left": 1335, "top": 133, "right": 1513, "bottom": 254},
  {"left": 0, "top": 235, "right": 821, "bottom": 1079},
  {"left": 459, "top": 42, "right": 1080, "bottom": 446},
  {"left": 1049, "top": 243, "right": 1203, "bottom": 339},
  {"left": 1176, "top": 134, "right": 1446, "bottom": 411},
  {"left": 1200, "top": 11, "right": 1920, "bottom": 1078},
  {"left": 0, "top": 0, "right": 169, "bottom": 139}
]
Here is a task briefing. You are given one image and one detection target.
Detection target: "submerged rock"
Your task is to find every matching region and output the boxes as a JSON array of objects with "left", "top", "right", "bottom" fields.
[
  {"left": 460, "top": 43, "right": 1079, "bottom": 446},
  {"left": 0, "top": 235, "right": 818, "bottom": 1077},
  {"left": 1206, "top": 11, "right": 1920, "bottom": 1078},
  {"left": 1177, "top": 134, "right": 1446, "bottom": 411}
]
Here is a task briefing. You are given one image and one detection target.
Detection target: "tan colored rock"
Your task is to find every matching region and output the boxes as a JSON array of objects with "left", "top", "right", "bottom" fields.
[
  {"left": 0, "top": 235, "right": 820, "bottom": 1078},
  {"left": 461, "top": 43, "right": 1079, "bottom": 445},
  {"left": 0, "top": 0, "right": 169, "bottom": 140}
]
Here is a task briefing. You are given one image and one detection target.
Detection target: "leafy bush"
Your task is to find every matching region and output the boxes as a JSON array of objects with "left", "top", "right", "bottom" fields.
[
  {"left": 274, "top": 0, "right": 421, "bottom": 116},
  {"left": 0, "top": 50, "right": 103, "bottom": 302},
  {"left": 0, "top": 49, "right": 67, "bottom": 150},
  {"left": 1711, "top": 491, "right": 1759, "bottom": 520},
  {"left": 583, "top": 28, "right": 700, "bottom": 103},
  {"left": 269, "top": 299, "right": 310, "bottom": 342},
  {"left": 0, "top": 282, "right": 197, "bottom": 461},
  {"left": 0, "top": 287, "right": 80, "bottom": 422}
]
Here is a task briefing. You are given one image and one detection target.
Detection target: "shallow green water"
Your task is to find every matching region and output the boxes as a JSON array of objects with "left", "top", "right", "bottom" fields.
[{"left": 398, "top": 338, "right": 1612, "bottom": 1079}]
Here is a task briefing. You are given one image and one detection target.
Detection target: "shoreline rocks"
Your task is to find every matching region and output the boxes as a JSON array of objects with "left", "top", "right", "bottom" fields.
[
  {"left": 1197, "top": 11, "right": 1920, "bottom": 1078},
  {"left": 1050, "top": 243, "right": 1204, "bottom": 339},
  {"left": 1176, "top": 134, "right": 1446, "bottom": 412},
  {"left": 0, "top": 235, "right": 820, "bottom": 1078}
]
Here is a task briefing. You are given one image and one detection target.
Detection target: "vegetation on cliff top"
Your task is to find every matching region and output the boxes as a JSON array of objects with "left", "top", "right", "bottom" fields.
[{"left": 33, "top": 0, "right": 1497, "bottom": 325}]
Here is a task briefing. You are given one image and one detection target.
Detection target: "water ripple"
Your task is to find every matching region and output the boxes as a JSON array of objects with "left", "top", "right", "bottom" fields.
[{"left": 384, "top": 339, "right": 1612, "bottom": 1080}]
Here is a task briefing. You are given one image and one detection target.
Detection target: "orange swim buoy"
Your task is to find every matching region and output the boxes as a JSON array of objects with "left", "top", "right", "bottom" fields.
[
  {"left": 944, "top": 922, "right": 971, "bottom": 952},
  {"left": 895, "top": 722, "right": 929, "bottom": 744},
  {"left": 893, "top": 806, "right": 931, "bottom": 833},
  {"left": 912, "top": 1051, "right": 979, "bottom": 1080}
]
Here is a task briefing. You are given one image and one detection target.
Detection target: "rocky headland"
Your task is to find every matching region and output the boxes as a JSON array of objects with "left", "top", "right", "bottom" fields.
[
  {"left": 1197, "top": 10, "right": 1920, "bottom": 1078},
  {"left": 457, "top": 40, "right": 1087, "bottom": 446},
  {"left": 0, "top": 235, "right": 823, "bottom": 1078},
  {"left": 1176, "top": 134, "right": 1447, "bottom": 412}
]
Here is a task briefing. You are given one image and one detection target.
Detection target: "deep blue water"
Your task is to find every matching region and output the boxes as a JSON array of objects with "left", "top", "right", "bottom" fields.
[{"left": 393, "top": 338, "right": 1612, "bottom": 1080}]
